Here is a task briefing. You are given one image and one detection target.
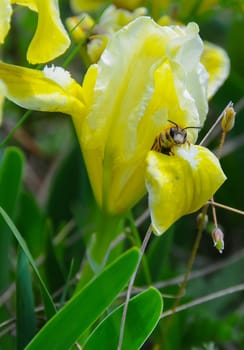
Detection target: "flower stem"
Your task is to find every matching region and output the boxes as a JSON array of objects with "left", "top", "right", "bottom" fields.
[
  {"left": 164, "top": 204, "right": 208, "bottom": 335},
  {"left": 117, "top": 225, "right": 152, "bottom": 350}
]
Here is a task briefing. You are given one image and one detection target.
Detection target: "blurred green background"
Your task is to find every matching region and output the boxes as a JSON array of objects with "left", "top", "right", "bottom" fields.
[{"left": 0, "top": 1, "right": 243, "bottom": 349}]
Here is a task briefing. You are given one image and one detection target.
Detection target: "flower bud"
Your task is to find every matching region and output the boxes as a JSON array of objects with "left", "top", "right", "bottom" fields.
[
  {"left": 212, "top": 227, "right": 224, "bottom": 253},
  {"left": 196, "top": 212, "right": 208, "bottom": 230},
  {"left": 221, "top": 103, "right": 236, "bottom": 132}
]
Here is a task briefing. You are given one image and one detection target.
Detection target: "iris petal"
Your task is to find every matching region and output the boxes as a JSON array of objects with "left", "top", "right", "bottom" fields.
[
  {"left": 201, "top": 41, "right": 230, "bottom": 99},
  {"left": 26, "top": 0, "right": 71, "bottom": 64},
  {"left": 146, "top": 144, "right": 226, "bottom": 235},
  {"left": 0, "top": 62, "right": 85, "bottom": 117},
  {"left": 0, "top": 0, "right": 12, "bottom": 44}
]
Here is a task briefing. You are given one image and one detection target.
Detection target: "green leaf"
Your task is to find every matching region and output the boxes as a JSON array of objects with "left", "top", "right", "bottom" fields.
[
  {"left": 46, "top": 147, "right": 91, "bottom": 227},
  {"left": 84, "top": 287, "right": 163, "bottom": 350},
  {"left": 0, "top": 147, "right": 24, "bottom": 290},
  {"left": 16, "top": 191, "right": 46, "bottom": 258},
  {"left": 0, "top": 207, "right": 56, "bottom": 319},
  {"left": 44, "top": 222, "right": 65, "bottom": 293},
  {"left": 25, "top": 248, "right": 140, "bottom": 350},
  {"left": 16, "top": 250, "right": 36, "bottom": 350}
]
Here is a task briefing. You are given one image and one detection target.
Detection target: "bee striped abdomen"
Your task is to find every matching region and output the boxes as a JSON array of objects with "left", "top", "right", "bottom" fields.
[{"left": 151, "top": 125, "right": 188, "bottom": 155}]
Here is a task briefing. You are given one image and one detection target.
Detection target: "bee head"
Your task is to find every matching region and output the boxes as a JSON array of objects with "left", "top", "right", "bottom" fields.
[{"left": 168, "top": 120, "right": 201, "bottom": 144}]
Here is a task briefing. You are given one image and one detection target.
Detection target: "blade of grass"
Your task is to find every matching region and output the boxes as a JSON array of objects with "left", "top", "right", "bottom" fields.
[
  {"left": 16, "top": 250, "right": 37, "bottom": 350},
  {"left": 0, "top": 147, "right": 24, "bottom": 291},
  {"left": 0, "top": 207, "right": 56, "bottom": 319}
]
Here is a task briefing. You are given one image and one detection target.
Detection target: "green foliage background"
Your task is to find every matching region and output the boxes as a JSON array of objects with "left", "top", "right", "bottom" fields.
[{"left": 0, "top": 1, "right": 244, "bottom": 349}]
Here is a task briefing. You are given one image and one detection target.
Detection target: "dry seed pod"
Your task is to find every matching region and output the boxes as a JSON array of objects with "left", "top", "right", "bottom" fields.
[{"left": 221, "top": 103, "right": 236, "bottom": 132}]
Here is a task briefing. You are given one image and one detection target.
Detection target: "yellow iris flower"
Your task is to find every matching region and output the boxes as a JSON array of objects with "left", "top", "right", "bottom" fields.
[
  {"left": 0, "top": 17, "right": 227, "bottom": 234},
  {"left": 0, "top": 0, "right": 70, "bottom": 64}
]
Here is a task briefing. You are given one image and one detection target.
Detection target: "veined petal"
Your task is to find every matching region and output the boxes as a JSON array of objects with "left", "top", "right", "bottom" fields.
[
  {"left": 201, "top": 41, "right": 230, "bottom": 99},
  {"left": 146, "top": 144, "right": 226, "bottom": 235},
  {"left": 0, "top": 0, "right": 12, "bottom": 44},
  {"left": 0, "top": 62, "right": 85, "bottom": 117},
  {"left": 26, "top": 0, "right": 71, "bottom": 64}
]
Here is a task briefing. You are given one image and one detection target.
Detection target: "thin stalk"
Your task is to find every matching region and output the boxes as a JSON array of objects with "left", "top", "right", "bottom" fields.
[
  {"left": 0, "top": 110, "right": 32, "bottom": 148},
  {"left": 164, "top": 204, "right": 208, "bottom": 335},
  {"left": 161, "top": 283, "right": 244, "bottom": 318},
  {"left": 117, "top": 225, "right": 152, "bottom": 350},
  {"left": 199, "top": 101, "right": 233, "bottom": 146},
  {"left": 208, "top": 200, "right": 244, "bottom": 215}
]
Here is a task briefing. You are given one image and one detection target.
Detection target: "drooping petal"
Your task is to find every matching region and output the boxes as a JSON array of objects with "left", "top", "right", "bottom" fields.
[
  {"left": 201, "top": 41, "right": 230, "bottom": 99},
  {"left": 146, "top": 144, "right": 226, "bottom": 235},
  {"left": 24, "top": 0, "right": 71, "bottom": 64},
  {"left": 0, "top": 0, "right": 12, "bottom": 44},
  {"left": 0, "top": 62, "right": 85, "bottom": 117}
]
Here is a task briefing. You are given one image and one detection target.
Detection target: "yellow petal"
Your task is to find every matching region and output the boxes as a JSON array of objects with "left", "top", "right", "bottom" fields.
[
  {"left": 79, "top": 18, "right": 208, "bottom": 214},
  {"left": 0, "top": 62, "right": 85, "bottom": 117},
  {"left": 146, "top": 144, "right": 226, "bottom": 235},
  {"left": 26, "top": 0, "right": 70, "bottom": 64},
  {"left": 0, "top": 0, "right": 12, "bottom": 44},
  {"left": 201, "top": 41, "right": 230, "bottom": 99}
]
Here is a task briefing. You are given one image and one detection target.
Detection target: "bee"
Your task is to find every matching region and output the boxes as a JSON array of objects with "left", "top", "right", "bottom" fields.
[{"left": 151, "top": 120, "right": 201, "bottom": 155}]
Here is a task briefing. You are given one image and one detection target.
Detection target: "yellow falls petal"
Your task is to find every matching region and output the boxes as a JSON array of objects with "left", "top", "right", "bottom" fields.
[
  {"left": 0, "top": 62, "right": 85, "bottom": 117},
  {"left": 146, "top": 144, "right": 226, "bottom": 235},
  {"left": 26, "top": 0, "right": 70, "bottom": 64},
  {"left": 201, "top": 41, "right": 230, "bottom": 99},
  {"left": 0, "top": 0, "right": 12, "bottom": 44}
]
